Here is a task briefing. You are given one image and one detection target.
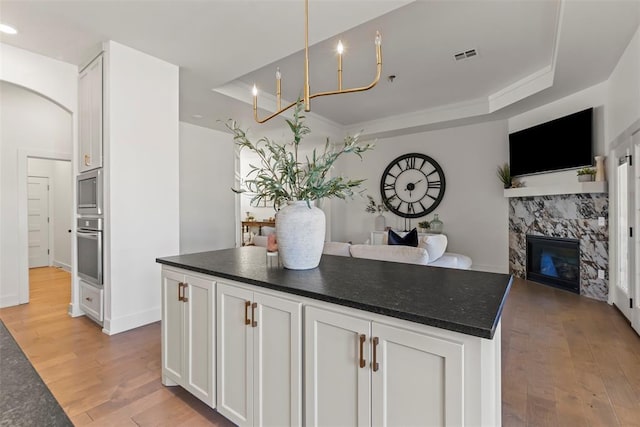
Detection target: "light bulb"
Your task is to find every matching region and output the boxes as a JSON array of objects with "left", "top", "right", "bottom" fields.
[
  {"left": 276, "top": 67, "right": 281, "bottom": 80},
  {"left": 375, "top": 31, "right": 382, "bottom": 46},
  {"left": 252, "top": 85, "right": 258, "bottom": 96},
  {"left": 337, "top": 40, "right": 344, "bottom": 55}
]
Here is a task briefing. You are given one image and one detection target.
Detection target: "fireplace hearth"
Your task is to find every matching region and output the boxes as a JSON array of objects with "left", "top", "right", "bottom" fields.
[{"left": 526, "top": 235, "right": 580, "bottom": 294}]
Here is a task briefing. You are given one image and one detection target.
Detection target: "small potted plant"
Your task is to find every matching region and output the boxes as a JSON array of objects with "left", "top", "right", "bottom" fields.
[
  {"left": 576, "top": 167, "right": 596, "bottom": 182},
  {"left": 418, "top": 220, "right": 430, "bottom": 232},
  {"left": 496, "top": 163, "right": 511, "bottom": 189},
  {"left": 366, "top": 195, "right": 389, "bottom": 231}
]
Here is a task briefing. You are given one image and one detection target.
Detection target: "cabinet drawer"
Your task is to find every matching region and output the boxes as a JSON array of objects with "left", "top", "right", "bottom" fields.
[{"left": 80, "top": 280, "right": 103, "bottom": 322}]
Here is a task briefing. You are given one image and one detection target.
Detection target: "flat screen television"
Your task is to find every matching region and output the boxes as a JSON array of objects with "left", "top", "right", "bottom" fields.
[{"left": 509, "top": 107, "right": 593, "bottom": 177}]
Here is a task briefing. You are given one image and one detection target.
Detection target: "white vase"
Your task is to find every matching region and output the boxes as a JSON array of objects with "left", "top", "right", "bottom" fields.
[
  {"left": 276, "top": 201, "right": 326, "bottom": 270},
  {"left": 374, "top": 214, "right": 386, "bottom": 231},
  {"left": 595, "top": 156, "right": 606, "bottom": 182}
]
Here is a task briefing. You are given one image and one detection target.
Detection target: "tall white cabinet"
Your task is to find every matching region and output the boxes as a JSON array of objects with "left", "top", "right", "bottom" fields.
[
  {"left": 78, "top": 54, "right": 103, "bottom": 173},
  {"left": 216, "top": 281, "right": 302, "bottom": 427},
  {"left": 161, "top": 268, "right": 215, "bottom": 408},
  {"left": 77, "top": 41, "right": 180, "bottom": 335}
]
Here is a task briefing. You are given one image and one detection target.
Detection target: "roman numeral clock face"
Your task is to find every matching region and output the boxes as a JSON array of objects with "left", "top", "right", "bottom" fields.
[{"left": 380, "top": 153, "right": 446, "bottom": 219}]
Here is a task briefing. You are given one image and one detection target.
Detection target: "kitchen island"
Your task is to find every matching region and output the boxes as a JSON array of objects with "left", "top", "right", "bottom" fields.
[{"left": 157, "top": 247, "right": 513, "bottom": 426}]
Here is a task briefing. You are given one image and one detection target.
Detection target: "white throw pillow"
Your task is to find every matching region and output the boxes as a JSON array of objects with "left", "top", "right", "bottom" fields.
[
  {"left": 323, "top": 241, "right": 352, "bottom": 257},
  {"left": 418, "top": 234, "right": 448, "bottom": 263}
]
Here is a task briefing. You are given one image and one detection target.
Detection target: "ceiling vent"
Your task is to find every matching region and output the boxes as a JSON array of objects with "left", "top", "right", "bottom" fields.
[{"left": 454, "top": 49, "right": 478, "bottom": 61}]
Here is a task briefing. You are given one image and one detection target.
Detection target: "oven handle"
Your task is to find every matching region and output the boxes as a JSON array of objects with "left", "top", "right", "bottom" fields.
[{"left": 77, "top": 230, "right": 99, "bottom": 239}]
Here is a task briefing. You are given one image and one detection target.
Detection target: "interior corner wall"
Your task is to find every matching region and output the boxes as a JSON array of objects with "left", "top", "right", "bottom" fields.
[
  {"left": 104, "top": 41, "right": 179, "bottom": 334},
  {"left": 0, "top": 81, "right": 73, "bottom": 308},
  {"left": 179, "top": 122, "right": 236, "bottom": 254},
  {"left": 606, "top": 25, "right": 640, "bottom": 144},
  {"left": 332, "top": 119, "right": 510, "bottom": 274}
]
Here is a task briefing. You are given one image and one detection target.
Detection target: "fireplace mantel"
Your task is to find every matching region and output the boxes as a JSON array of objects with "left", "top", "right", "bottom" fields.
[{"left": 504, "top": 181, "right": 607, "bottom": 198}]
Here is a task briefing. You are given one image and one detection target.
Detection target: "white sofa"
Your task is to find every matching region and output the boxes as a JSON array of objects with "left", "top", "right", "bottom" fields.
[{"left": 322, "top": 236, "right": 472, "bottom": 270}]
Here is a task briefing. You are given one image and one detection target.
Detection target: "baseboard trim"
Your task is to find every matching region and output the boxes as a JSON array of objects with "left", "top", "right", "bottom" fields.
[
  {"left": 67, "top": 303, "right": 84, "bottom": 317},
  {"left": 0, "top": 295, "right": 20, "bottom": 308},
  {"left": 102, "top": 306, "right": 161, "bottom": 336},
  {"left": 53, "top": 261, "right": 71, "bottom": 272}
]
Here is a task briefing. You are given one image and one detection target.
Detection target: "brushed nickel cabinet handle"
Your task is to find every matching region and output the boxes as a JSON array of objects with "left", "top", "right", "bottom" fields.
[
  {"left": 178, "top": 282, "right": 183, "bottom": 302},
  {"left": 84, "top": 154, "right": 91, "bottom": 166},
  {"left": 251, "top": 302, "right": 258, "bottom": 327},
  {"left": 372, "top": 337, "right": 379, "bottom": 372},
  {"left": 359, "top": 334, "right": 366, "bottom": 368}
]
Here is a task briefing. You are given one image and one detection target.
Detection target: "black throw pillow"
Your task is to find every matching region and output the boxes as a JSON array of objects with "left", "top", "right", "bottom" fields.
[{"left": 388, "top": 228, "right": 419, "bottom": 247}]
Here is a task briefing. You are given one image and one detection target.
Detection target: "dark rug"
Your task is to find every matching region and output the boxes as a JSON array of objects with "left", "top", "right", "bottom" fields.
[{"left": 0, "top": 319, "right": 73, "bottom": 426}]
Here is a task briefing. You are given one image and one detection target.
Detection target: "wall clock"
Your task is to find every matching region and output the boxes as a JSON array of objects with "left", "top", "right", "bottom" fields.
[{"left": 380, "top": 153, "right": 446, "bottom": 219}]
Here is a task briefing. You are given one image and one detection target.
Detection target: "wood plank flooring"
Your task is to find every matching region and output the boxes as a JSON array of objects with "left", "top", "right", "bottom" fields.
[{"left": 1, "top": 267, "right": 639, "bottom": 426}]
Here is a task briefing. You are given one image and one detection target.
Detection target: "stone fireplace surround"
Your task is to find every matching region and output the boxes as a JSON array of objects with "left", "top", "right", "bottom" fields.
[{"left": 508, "top": 193, "right": 609, "bottom": 301}]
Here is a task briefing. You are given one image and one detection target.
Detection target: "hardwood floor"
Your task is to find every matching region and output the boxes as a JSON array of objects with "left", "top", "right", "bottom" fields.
[
  {"left": 0, "top": 267, "right": 232, "bottom": 426},
  {"left": 501, "top": 277, "right": 640, "bottom": 426},
  {"left": 1, "top": 267, "right": 639, "bottom": 426}
]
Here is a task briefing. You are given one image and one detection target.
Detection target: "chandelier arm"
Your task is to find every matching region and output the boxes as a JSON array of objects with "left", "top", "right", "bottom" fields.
[
  {"left": 309, "top": 61, "right": 382, "bottom": 100},
  {"left": 254, "top": 99, "right": 300, "bottom": 124}
]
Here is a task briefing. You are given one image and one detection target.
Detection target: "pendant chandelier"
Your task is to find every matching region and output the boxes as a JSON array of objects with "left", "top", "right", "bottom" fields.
[{"left": 252, "top": 0, "right": 382, "bottom": 123}]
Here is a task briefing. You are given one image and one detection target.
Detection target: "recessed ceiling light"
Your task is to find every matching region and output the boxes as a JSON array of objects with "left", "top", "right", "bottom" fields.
[
  {"left": 0, "top": 24, "right": 18, "bottom": 35},
  {"left": 192, "top": 114, "right": 203, "bottom": 119}
]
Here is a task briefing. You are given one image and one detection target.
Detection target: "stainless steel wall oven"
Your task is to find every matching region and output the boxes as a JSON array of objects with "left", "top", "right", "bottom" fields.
[{"left": 77, "top": 217, "right": 103, "bottom": 286}]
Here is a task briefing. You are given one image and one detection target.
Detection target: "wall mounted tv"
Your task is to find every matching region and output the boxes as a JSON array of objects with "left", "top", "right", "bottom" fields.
[{"left": 509, "top": 107, "right": 593, "bottom": 177}]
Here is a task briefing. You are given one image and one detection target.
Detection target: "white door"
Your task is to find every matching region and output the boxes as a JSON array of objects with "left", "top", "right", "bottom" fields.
[
  {"left": 305, "top": 306, "right": 371, "bottom": 427},
  {"left": 371, "top": 322, "right": 464, "bottom": 427},
  {"left": 28, "top": 176, "right": 50, "bottom": 268},
  {"left": 633, "top": 131, "right": 640, "bottom": 334},
  {"left": 253, "top": 291, "right": 302, "bottom": 427},
  {"left": 184, "top": 275, "right": 216, "bottom": 408},
  {"left": 217, "top": 283, "right": 254, "bottom": 427},
  {"left": 614, "top": 147, "right": 633, "bottom": 320}
]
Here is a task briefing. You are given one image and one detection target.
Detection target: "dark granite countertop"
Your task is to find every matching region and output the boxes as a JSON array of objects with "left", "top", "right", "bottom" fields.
[{"left": 156, "top": 247, "right": 513, "bottom": 339}]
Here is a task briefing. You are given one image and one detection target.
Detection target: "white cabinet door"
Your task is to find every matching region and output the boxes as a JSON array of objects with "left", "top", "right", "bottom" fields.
[
  {"left": 161, "top": 268, "right": 216, "bottom": 408},
  {"left": 78, "top": 54, "right": 103, "bottom": 172},
  {"left": 305, "top": 306, "right": 371, "bottom": 427},
  {"left": 253, "top": 291, "right": 302, "bottom": 427},
  {"left": 217, "top": 283, "right": 254, "bottom": 426},
  {"left": 161, "top": 269, "right": 185, "bottom": 386},
  {"left": 184, "top": 275, "right": 215, "bottom": 408},
  {"left": 217, "top": 282, "right": 302, "bottom": 427},
  {"left": 371, "top": 322, "right": 464, "bottom": 427}
]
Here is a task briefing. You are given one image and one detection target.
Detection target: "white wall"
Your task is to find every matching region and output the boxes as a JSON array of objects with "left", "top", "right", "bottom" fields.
[
  {"left": 180, "top": 122, "right": 236, "bottom": 253},
  {"left": 27, "top": 158, "right": 72, "bottom": 270},
  {"left": 52, "top": 161, "right": 72, "bottom": 269},
  {"left": 332, "top": 120, "right": 510, "bottom": 273},
  {"left": 103, "top": 41, "right": 179, "bottom": 334},
  {"left": 606, "top": 26, "right": 640, "bottom": 144},
  {"left": 0, "top": 81, "right": 73, "bottom": 307},
  {"left": 507, "top": 82, "right": 607, "bottom": 187}
]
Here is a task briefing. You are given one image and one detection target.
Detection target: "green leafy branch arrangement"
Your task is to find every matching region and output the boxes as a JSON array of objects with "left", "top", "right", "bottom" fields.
[{"left": 226, "top": 101, "right": 374, "bottom": 209}]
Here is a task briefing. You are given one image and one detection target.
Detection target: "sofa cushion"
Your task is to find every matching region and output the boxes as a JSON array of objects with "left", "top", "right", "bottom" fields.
[
  {"left": 388, "top": 228, "right": 418, "bottom": 247},
  {"left": 350, "top": 244, "right": 430, "bottom": 265},
  {"left": 418, "top": 234, "right": 448, "bottom": 262},
  {"left": 427, "top": 252, "right": 472, "bottom": 270},
  {"left": 323, "top": 241, "right": 352, "bottom": 257}
]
